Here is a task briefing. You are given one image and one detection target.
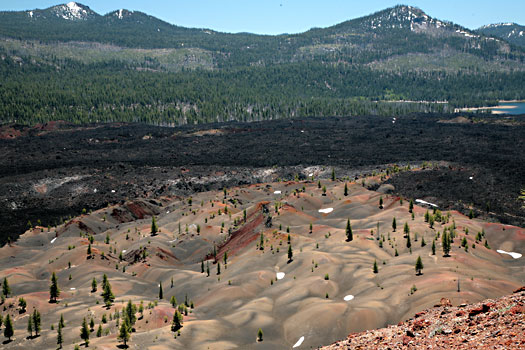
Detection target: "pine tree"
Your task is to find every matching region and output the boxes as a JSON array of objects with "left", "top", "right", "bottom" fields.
[
  {"left": 344, "top": 183, "right": 348, "bottom": 196},
  {"left": 346, "top": 219, "right": 353, "bottom": 242},
  {"left": 409, "top": 199, "right": 414, "bottom": 213},
  {"left": 257, "top": 328, "right": 264, "bottom": 342},
  {"left": 421, "top": 237, "right": 426, "bottom": 247},
  {"left": 442, "top": 232, "right": 451, "bottom": 257},
  {"left": 379, "top": 196, "right": 383, "bottom": 209},
  {"left": 406, "top": 232, "right": 411, "bottom": 249},
  {"left": 80, "top": 317, "right": 90, "bottom": 346},
  {"left": 415, "top": 256, "right": 424, "bottom": 275},
  {"left": 57, "top": 322, "right": 63, "bottom": 348},
  {"left": 151, "top": 216, "right": 158, "bottom": 235},
  {"left": 403, "top": 222, "right": 410, "bottom": 237},
  {"left": 50, "top": 271, "right": 60, "bottom": 303},
  {"left": 89, "top": 318, "right": 95, "bottom": 331},
  {"left": 309, "top": 222, "right": 313, "bottom": 234},
  {"left": 223, "top": 251, "right": 228, "bottom": 265},
  {"left": 27, "top": 316, "right": 33, "bottom": 338},
  {"left": 170, "top": 295, "right": 177, "bottom": 308},
  {"left": 102, "top": 280, "right": 115, "bottom": 308},
  {"left": 96, "top": 324, "right": 102, "bottom": 337},
  {"left": 373, "top": 260, "right": 378, "bottom": 273},
  {"left": 392, "top": 217, "right": 397, "bottom": 232},
  {"left": 331, "top": 168, "right": 336, "bottom": 181},
  {"left": 4, "top": 314, "right": 13, "bottom": 341},
  {"left": 59, "top": 314, "right": 65, "bottom": 328},
  {"left": 217, "top": 262, "right": 221, "bottom": 275},
  {"left": 118, "top": 319, "right": 130, "bottom": 347},
  {"left": 201, "top": 260, "right": 204, "bottom": 273},
  {"left": 159, "top": 282, "right": 163, "bottom": 299},
  {"left": 432, "top": 240, "right": 436, "bottom": 255},
  {"left": 2, "top": 277, "right": 10, "bottom": 297},
  {"left": 91, "top": 278, "right": 97, "bottom": 292},
  {"left": 171, "top": 311, "right": 182, "bottom": 332},
  {"left": 32, "top": 309, "right": 41, "bottom": 336},
  {"left": 287, "top": 245, "right": 293, "bottom": 262},
  {"left": 206, "top": 262, "right": 210, "bottom": 277},
  {"left": 87, "top": 243, "right": 92, "bottom": 257},
  {"left": 259, "top": 233, "right": 264, "bottom": 250}
]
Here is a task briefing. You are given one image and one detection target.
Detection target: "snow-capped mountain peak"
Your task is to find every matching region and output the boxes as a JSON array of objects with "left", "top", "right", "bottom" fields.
[{"left": 52, "top": 2, "right": 93, "bottom": 20}]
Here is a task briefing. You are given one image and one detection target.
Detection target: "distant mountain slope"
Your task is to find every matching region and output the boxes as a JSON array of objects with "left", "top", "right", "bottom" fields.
[
  {"left": 477, "top": 23, "right": 525, "bottom": 48},
  {"left": 0, "top": 3, "right": 524, "bottom": 125},
  {"left": 0, "top": 3, "right": 523, "bottom": 68}
]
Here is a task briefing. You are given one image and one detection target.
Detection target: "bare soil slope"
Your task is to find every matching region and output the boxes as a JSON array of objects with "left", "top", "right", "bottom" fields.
[{"left": 0, "top": 177, "right": 523, "bottom": 349}]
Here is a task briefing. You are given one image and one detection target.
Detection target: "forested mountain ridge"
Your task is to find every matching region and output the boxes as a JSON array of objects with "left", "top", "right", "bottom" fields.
[
  {"left": 0, "top": 3, "right": 524, "bottom": 126},
  {"left": 477, "top": 23, "right": 525, "bottom": 48}
]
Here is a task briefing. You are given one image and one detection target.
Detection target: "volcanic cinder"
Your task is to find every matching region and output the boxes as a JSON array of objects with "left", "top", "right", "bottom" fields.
[{"left": 0, "top": 175, "right": 523, "bottom": 349}]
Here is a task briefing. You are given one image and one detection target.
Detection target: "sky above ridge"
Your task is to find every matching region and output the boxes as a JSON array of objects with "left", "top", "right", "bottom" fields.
[{"left": 2, "top": 0, "right": 524, "bottom": 35}]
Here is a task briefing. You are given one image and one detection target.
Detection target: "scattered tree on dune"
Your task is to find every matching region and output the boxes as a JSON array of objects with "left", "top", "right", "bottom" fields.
[
  {"left": 432, "top": 240, "right": 436, "bottom": 255},
  {"left": 257, "top": 328, "right": 263, "bottom": 342},
  {"left": 57, "top": 322, "right": 63, "bottom": 348},
  {"left": 409, "top": 199, "right": 414, "bottom": 213},
  {"left": 50, "top": 272, "right": 60, "bottom": 303},
  {"left": 27, "top": 316, "right": 33, "bottom": 338},
  {"left": 118, "top": 318, "right": 131, "bottom": 347},
  {"left": 171, "top": 310, "right": 183, "bottom": 332},
  {"left": 331, "top": 168, "right": 336, "bottom": 181},
  {"left": 32, "top": 309, "right": 41, "bottom": 336},
  {"left": 288, "top": 245, "right": 293, "bottom": 263},
  {"left": 159, "top": 282, "right": 163, "bottom": 299},
  {"left": 2, "top": 277, "right": 10, "bottom": 297},
  {"left": 346, "top": 219, "right": 353, "bottom": 242},
  {"left": 373, "top": 260, "right": 378, "bottom": 274},
  {"left": 4, "top": 314, "right": 13, "bottom": 341},
  {"left": 379, "top": 196, "right": 383, "bottom": 209},
  {"left": 392, "top": 217, "right": 396, "bottom": 232},
  {"left": 102, "top": 280, "right": 115, "bottom": 308},
  {"left": 80, "top": 317, "right": 90, "bottom": 347},
  {"left": 442, "top": 232, "right": 451, "bottom": 257},
  {"left": 344, "top": 183, "right": 348, "bottom": 196},
  {"left": 91, "top": 278, "right": 97, "bottom": 292},
  {"left": 415, "top": 256, "right": 424, "bottom": 275},
  {"left": 151, "top": 216, "right": 158, "bottom": 235}
]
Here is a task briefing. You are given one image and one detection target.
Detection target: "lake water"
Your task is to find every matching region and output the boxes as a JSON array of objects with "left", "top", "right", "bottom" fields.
[{"left": 492, "top": 102, "right": 525, "bottom": 115}]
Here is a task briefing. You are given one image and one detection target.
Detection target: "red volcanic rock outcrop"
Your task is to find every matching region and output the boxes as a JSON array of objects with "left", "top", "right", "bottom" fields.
[{"left": 321, "top": 288, "right": 525, "bottom": 350}]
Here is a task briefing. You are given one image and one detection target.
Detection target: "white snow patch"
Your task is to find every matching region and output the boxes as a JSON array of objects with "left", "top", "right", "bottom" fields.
[
  {"left": 70, "top": 287, "right": 76, "bottom": 290},
  {"left": 293, "top": 336, "right": 305, "bottom": 348},
  {"left": 415, "top": 199, "right": 438, "bottom": 208},
  {"left": 344, "top": 295, "right": 354, "bottom": 301},
  {"left": 318, "top": 208, "right": 333, "bottom": 214},
  {"left": 276, "top": 272, "right": 285, "bottom": 280},
  {"left": 111, "top": 190, "right": 116, "bottom": 193},
  {"left": 50, "top": 237, "right": 57, "bottom": 244},
  {"left": 167, "top": 239, "right": 177, "bottom": 243},
  {"left": 309, "top": 173, "right": 313, "bottom": 177},
  {"left": 93, "top": 188, "right": 97, "bottom": 193},
  {"left": 274, "top": 190, "right": 282, "bottom": 194},
  {"left": 28, "top": 11, "right": 33, "bottom": 18},
  {"left": 117, "top": 9, "right": 123, "bottom": 19},
  {"left": 497, "top": 250, "right": 522, "bottom": 259},
  {"left": 469, "top": 176, "right": 473, "bottom": 180},
  {"left": 122, "top": 250, "right": 127, "bottom": 253}
]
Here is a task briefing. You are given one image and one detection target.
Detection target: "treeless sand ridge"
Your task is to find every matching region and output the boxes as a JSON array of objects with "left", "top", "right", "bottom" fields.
[{"left": 0, "top": 178, "right": 523, "bottom": 349}]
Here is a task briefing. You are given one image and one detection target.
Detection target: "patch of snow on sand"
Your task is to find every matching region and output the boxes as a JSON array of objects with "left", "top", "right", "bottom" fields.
[
  {"left": 344, "top": 295, "right": 354, "bottom": 301},
  {"left": 497, "top": 250, "right": 522, "bottom": 259},
  {"left": 415, "top": 199, "right": 438, "bottom": 207},
  {"left": 50, "top": 237, "right": 57, "bottom": 244},
  {"left": 276, "top": 272, "right": 285, "bottom": 280},
  {"left": 293, "top": 336, "right": 305, "bottom": 348},
  {"left": 318, "top": 208, "right": 333, "bottom": 214},
  {"left": 274, "top": 190, "right": 282, "bottom": 194},
  {"left": 117, "top": 9, "right": 123, "bottom": 19},
  {"left": 122, "top": 250, "right": 126, "bottom": 253},
  {"left": 70, "top": 287, "right": 76, "bottom": 290},
  {"left": 167, "top": 239, "right": 176, "bottom": 243},
  {"left": 28, "top": 11, "right": 33, "bottom": 18}
]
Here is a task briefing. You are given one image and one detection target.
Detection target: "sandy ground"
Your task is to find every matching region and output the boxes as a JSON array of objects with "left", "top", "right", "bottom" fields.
[{"left": 0, "top": 178, "right": 523, "bottom": 349}]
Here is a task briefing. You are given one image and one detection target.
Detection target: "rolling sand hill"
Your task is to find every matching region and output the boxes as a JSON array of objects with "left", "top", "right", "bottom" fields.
[{"left": 0, "top": 173, "right": 523, "bottom": 349}]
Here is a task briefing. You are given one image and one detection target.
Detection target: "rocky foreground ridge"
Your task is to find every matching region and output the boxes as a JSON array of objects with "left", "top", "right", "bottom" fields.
[{"left": 321, "top": 287, "right": 525, "bottom": 349}]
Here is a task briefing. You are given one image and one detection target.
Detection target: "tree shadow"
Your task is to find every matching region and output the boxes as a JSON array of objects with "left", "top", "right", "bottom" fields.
[
  {"left": 3, "top": 339, "right": 13, "bottom": 345},
  {"left": 117, "top": 344, "right": 129, "bottom": 349}
]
